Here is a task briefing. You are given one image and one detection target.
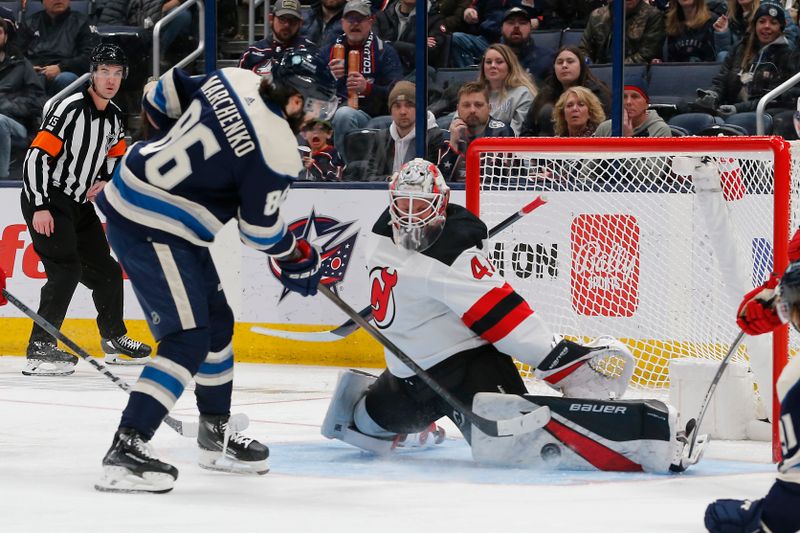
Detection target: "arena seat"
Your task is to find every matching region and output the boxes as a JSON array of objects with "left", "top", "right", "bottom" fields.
[
  {"left": 0, "top": 1, "right": 21, "bottom": 20},
  {"left": 648, "top": 62, "right": 722, "bottom": 106},
  {"left": 559, "top": 28, "right": 583, "bottom": 48},
  {"left": 588, "top": 63, "right": 647, "bottom": 91},
  {"left": 668, "top": 112, "right": 723, "bottom": 134},
  {"left": 696, "top": 123, "right": 748, "bottom": 136},
  {"left": 724, "top": 112, "right": 773, "bottom": 135},
  {"left": 532, "top": 29, "right": 562, "bottom": 54}
]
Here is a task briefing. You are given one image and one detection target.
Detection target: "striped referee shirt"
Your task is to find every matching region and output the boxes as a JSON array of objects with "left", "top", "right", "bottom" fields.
[{"left": 23, "top": 88, "right": 127, "bottom": 210}]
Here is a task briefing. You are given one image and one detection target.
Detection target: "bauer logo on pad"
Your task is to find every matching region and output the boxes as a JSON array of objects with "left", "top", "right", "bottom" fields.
[{"left": 570, "top": 214, "right": 640, "bottom": 317}]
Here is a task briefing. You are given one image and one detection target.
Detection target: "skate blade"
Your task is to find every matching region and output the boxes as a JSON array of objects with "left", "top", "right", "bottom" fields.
[
  {"left": 22, "top": 361, "right": 75, "bottom": 376},
  {"left": 94, "top": 466, "right": 175, "bottom": 493},
  {"left": 198, "top": 450, "right": 269, "bottom": 475},
  {"left": 104, "top": 354, "right": 149, "bottom": 366}
]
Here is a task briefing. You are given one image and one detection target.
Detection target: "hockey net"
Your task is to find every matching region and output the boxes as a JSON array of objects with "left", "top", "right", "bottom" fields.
[{"left": 466, "top": 137, "right": 797, "bottom": 456}]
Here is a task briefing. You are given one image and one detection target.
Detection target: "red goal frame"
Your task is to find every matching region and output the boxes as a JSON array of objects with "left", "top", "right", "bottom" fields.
[{"left": 465, "top": 136, "right": 791, "bottom": 462}]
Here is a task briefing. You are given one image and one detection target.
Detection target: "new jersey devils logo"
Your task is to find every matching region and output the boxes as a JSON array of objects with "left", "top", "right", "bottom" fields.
[{"left": 369, "top": 267, "right": 397, "bottom": 328}]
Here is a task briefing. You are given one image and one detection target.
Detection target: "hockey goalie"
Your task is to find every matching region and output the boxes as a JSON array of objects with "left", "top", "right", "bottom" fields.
[{"left": 321, "top": 158, "right": 701, "bottom": 473}]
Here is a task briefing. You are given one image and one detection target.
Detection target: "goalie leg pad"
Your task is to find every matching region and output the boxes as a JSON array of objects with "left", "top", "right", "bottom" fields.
[
  {"left": 534, "top": 337, "right": 635, "bottom": 400},
  {"left": 471, "top": 393, "right": 695, "bottom": 473},
  {"left": 320, "top": 369, "right": 395, "bottom": 455}
]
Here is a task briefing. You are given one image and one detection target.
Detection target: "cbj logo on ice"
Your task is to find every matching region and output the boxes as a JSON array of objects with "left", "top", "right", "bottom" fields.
[
  {"left": 272, "top": 209, "right": 359, "bottom": 301},
  {"left": 369, "top": 267, "right": 397, "bottom": 329}
]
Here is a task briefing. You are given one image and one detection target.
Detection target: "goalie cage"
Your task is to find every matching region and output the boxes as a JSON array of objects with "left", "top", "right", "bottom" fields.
[{"left": 464, "top": 136, "right": 799, "bottom": 463}]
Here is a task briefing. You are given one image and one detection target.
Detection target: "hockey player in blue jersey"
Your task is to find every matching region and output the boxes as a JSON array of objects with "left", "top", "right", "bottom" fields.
[
  {"left": 93, "top": 50, "right": 338, "bottom": 493},
  {"left": 705, "top": 230, "right": 800, "bottom": 533}
]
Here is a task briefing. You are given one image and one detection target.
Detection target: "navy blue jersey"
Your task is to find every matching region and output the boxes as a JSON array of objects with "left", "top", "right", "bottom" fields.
[{"left": 98, "top": 67, "right": 302, "bottom": 258}]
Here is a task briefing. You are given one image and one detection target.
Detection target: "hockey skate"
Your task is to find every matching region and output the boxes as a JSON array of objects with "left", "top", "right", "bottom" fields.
[
  {"left": 197, "top": 414, "right": 269, "bottom": 475},
  {"left": 95, "top": 428, "right": 178, "bottom": 493},
  {"left": 669, "top": 418, "right": 708, "bottom": 472},
  {"left": 22, "top": 341, "right": 78, "bottom": 376},
  {"left": 101, "top": 335, "right": 152, "bottom": 365}
]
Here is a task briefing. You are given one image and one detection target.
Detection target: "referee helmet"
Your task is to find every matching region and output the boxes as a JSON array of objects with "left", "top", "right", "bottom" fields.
[{"left": 90, "top": 43, "right": 129, "bottom": 80}]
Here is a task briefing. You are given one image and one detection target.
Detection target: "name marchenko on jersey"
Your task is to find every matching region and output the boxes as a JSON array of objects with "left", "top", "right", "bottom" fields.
[{"left": 201, "top": 76, "right": 255, "bottom": 157}]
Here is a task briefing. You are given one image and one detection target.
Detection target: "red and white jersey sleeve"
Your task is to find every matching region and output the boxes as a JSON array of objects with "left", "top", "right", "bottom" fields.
[{"left": 366, "top": 208, "right": 554, "bottom": 378}]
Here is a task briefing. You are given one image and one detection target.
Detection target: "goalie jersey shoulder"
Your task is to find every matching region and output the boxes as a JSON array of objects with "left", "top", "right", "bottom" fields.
[{"left": 372, "top": 204, "right": 488, "bottom": 266}]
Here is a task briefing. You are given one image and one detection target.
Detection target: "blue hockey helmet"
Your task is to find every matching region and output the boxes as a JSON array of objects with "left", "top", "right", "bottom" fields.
[{"left": 271, "top": 48, "right": 338, "bottom": 121}]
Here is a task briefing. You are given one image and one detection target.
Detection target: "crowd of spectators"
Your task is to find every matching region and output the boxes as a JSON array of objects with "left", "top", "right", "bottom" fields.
[{"left": 2, "top": 0, "right": 800, "bottom": 182}]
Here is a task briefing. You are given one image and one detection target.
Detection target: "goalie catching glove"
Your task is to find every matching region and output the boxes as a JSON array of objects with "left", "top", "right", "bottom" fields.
[
  {"left": 270, "top": 239, "right": 322, "bottom": 296},
  {"left": 534, "top": 336, "right": 636, "bottom": 400}
]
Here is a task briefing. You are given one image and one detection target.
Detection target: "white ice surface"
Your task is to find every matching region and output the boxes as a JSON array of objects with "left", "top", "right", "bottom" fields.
[{"left": 0, "top": 357, "right": 777, "bottom": 533}]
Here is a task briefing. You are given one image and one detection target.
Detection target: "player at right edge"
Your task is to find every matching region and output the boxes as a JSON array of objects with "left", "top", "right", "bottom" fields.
[{"left": 705, "top": 229, "right": 800, "bottom": 533}]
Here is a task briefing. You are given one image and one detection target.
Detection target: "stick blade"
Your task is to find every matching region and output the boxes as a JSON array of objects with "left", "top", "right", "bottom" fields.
[{"left": 250, "top": 325, "right": 346, "bottom": 343}]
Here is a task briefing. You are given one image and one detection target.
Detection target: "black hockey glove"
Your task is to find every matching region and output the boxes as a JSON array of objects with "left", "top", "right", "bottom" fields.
[
  {"left": 694, "top": 89, "right": 719, "bottom": 111},
  {"left": 704, "top": 498, "right": 765, "bottom": 533},
  {"left": 272, "top": 239, "right": 322, "bottom": 297}
]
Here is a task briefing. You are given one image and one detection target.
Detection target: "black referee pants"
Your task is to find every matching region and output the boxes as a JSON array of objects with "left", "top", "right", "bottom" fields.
[{"left": 20, "top": 189, "right": 127, "bottom": 347}]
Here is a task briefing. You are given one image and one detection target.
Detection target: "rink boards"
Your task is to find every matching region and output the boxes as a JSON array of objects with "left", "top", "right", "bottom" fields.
[{"left": 0, "top": 185, "right": 773, "bottom": 371}]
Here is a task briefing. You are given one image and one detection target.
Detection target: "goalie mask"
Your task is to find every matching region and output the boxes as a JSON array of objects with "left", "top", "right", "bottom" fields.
[
  {"left": 777, "top": 262, "right": 800, "bottom": 331},
  {"left": 388, "top": 158, "right": 450, "bottom": 252}
]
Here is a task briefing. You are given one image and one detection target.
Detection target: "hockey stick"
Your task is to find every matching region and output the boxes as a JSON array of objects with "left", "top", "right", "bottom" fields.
[
  {"left": 687, "top": 330, "right": 746, "bottom": 458},
  {"left": 316, "top": 284, "right": 551, "bottom": 437},
  {"left": 2, "top": 288, "right": 199, "bottom": 438},
  {"left": 252, "top": 195, "right": 549, "bottom": 342}
]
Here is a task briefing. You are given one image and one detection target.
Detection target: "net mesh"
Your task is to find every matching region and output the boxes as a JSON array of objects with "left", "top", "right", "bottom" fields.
[{"left": 469, "top": 139, "right": 797, "bottom": 400}]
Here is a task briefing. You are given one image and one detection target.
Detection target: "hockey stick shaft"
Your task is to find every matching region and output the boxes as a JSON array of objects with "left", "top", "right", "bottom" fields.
[
  {"left": 2, "top": 288, "right": 196, "bottom": 438},
  {"left": 317, "top": 284, "right": 549, "bottom": 437},
  {"left": 687, "top": 329, "right": 746, "bottom": 457},
  {"left": 254, "top": 195, "right": 549, "bottom": 342}
]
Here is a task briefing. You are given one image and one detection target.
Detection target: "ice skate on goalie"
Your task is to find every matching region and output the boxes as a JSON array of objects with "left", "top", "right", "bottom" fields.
[
  {"left": 321, "top": 369, "right": 446, "bottom": 454},
  {"left": 196, "top": 413, "right": 269, "bottom": 475},
  {"left": 534, "top": 337, "right": 636, "bottom": 400},
  {"left": 470, "top": 393, "right": 706, "bottom": 473}
]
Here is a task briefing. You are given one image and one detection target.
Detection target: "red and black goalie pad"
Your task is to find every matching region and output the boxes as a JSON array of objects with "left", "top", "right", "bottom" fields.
[
  {"left": 470, "top": 393, "right": 677, "bottom": 473},
  {"left": 461, "top": 283, "right": 533, "bottom": 343}
]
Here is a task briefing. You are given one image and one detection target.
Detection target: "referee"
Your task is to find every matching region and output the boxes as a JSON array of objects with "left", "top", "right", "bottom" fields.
[{"left": 20, "top": 43, "right": 151, "bottom": 376}]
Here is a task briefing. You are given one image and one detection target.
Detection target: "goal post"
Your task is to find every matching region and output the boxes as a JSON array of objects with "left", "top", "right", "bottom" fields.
[{"left": 465, "top": 136, "right": 794, "bottom": 462}]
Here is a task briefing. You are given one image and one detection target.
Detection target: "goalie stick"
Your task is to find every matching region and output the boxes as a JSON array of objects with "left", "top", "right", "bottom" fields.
[
  {"left": 687, "top": 330, "right": 746, "bottom": 459},
  {"left": 2, "top": 287, "right": 199, "bottom": 438},
  {"left": 252, "top": 195, "right": 549, "bottom": 342},
  {"left": 317, "top": 284, "right": 551, "bottom": 437}
]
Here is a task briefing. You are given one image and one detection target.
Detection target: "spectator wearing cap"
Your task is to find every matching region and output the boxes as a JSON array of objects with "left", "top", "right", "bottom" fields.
[
  {"left": 694, "top": 1, "right": 800, "bottom": 137},
  {"left": 499, "top": 7, "right": 555, "bottom": 83},
  {"left": 303, "top": 0, "right": 346, "bottom": 48},
  {"left": 319, "top": 0, "right": 402, "bottom": 161},
  {"left": 581, "top": 0, "right": 665, "bottom": 64},
  {"left": 239, "top": 0, "right": 317, "bottom": 76},
  {"left": 0, "top": 9, "right": 46, "bottom": 179},
  {"left": 299, "top": 119, "right": 344, "bottom": 181},
  {"left": 17, "top": 0, "right": 98, "bottom": 95},
  {"left": 450, "top": 2, "right": 543, "bottom": 68},
  {"left": 593, "top": 76, "right": 671, "bottom": 137},
  {"left": 350, "top": 81, "right": 444, "bottom": 181},
  {"left": 718, "top": 0, "right": 799, "bottom": 52},
  {"left": 375, "top": 0, "right": 448, "bottom": 72}
]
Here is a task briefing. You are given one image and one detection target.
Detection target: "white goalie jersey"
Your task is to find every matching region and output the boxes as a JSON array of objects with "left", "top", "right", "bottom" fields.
[{"left": 366, "top": 204, "right": 555, "bottom": 378}]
